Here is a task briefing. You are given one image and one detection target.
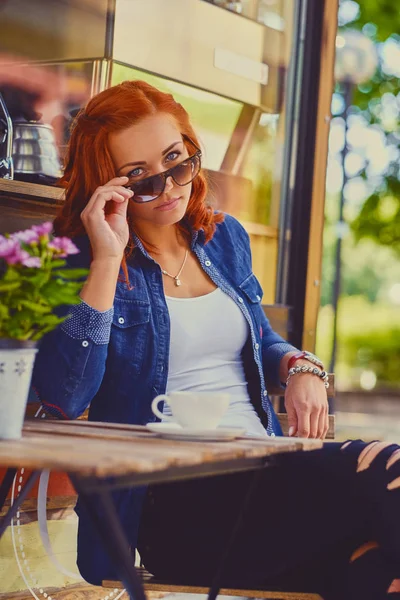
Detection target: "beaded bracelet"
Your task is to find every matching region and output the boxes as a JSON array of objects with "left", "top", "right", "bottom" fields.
[{"left": 286, "top": 365, "right": 330, "bottom": 389}]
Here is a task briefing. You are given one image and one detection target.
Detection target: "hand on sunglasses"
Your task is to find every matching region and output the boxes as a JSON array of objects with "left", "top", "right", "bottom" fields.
[{"left": 80, "top": 176, "right": 134, "bottom": 262}]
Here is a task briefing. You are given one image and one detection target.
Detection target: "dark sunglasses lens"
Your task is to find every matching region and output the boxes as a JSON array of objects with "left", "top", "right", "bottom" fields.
[
  {"left": 173, "top": 155, "right": 200, "bottom": 185},
  {"left": 131, "top": 175, "right": 164, "bottom": 203}
]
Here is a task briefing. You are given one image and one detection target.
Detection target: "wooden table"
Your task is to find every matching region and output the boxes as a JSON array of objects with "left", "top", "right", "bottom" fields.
[{"left": 0, "top": 420, "right": 323, "bottom": 600}]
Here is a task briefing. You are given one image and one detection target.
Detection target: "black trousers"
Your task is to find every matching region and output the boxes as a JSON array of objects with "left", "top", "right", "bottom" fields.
[{"left": 137, "top": 440, "right": 400, "bottom": 600}]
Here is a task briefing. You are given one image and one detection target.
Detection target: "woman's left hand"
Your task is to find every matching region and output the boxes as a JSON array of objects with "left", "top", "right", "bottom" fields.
[{"left": 284, "top": 369, "right": 329, "bottom": 439}]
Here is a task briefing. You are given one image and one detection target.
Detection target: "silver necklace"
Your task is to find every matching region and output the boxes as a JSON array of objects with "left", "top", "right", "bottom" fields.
[{"left": 160, "top": 249, "right": 189, "bottom": 287}]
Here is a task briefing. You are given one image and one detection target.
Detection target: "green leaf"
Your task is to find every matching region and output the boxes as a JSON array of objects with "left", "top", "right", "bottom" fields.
[
  {"left": 50, "top": 259, "right": 67, "bottom": 268},
  {"left": 25, "top": 271, "right": 51, "bottom": 287},
  {"left": 53, "top": 268, "right": 89, "bottom": 280},
  {"left": 0, "top": 304, "right": 9, "bottom": 319},
  {"left": 3, "top": 268, "right": 21, "bottom": 282},
  {"left": 19, "top": 300, "right": 52, "bottom": 314},
  {"left": 31, "top": 317, "right": 67, "bottom": 340},
  {"left": 0, "top": 281, "right": 21, "bottom": 292},
  {"left": 33, "top": 314, "right": 66, "bottom": 326},
  {"left": 47, "top": 294, "right": 81, "bottom": 308}
]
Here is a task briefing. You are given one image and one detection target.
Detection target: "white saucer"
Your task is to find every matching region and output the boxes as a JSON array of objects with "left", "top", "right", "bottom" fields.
[{"left": 146, "top": 422, "right": 246, "bottom": 442}]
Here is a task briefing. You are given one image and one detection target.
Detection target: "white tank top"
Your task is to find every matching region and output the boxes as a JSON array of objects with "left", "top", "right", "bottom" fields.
[{"left": 164, "top": 287, "right": 267, "bottom": 437}]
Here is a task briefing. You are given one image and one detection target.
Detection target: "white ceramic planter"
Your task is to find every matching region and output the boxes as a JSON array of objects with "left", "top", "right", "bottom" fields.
[{"left": 0, "top": 339, "right": 38, "bottom": 439}]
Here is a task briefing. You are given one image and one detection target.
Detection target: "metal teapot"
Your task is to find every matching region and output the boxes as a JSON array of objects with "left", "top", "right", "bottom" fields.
[{"left": 0, "top": 92, "right": 62, "bottom": 183}]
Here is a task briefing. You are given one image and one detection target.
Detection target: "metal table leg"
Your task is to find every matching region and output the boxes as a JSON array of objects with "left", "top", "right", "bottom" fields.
[
  {"left": 0, "top": 469, "right": 40, "bottom": 538},
  {"left": 0, "top": 468, "right": 17, "bottom": 511},
  {"left": 70, "top": 475, "right": 147, "bottom": 600}
]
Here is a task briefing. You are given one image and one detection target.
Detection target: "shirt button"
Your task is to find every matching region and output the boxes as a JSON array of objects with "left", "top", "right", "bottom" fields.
[
  {"left": 255, "top": 343, "right": 260, "bottom": 350},
  {"left": 82, "top": 340, "right": 89, "bottom": 347},
  {"left": 263, "top": 390, "right": 268, "bottom": 397},
  {"left": 118, "top": 317, "right": 125, "bottom": 324},
  {"left": 238, "top": 297, "right": 244, "bottom": 303},
  {"left": 256, "top": 294, "right": 261, "bottom": 302},
  {"left": 205, "top": 260, "right": 211, "bottom": 267}
]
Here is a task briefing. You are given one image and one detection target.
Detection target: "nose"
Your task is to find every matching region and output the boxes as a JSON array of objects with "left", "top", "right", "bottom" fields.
[{"left": 164, "top": 175, "right": 174, "bottom": 194}]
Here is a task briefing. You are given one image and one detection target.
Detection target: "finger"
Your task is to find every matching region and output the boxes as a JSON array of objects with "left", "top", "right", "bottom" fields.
[
  {"left": 309, "top": 408, "right": 320, "bottom": 439},
  {"left": 318, "top": 407, "right": 326, "bottom": 439},
  {"left": 83, "top": 187, "right": 133, "bottom": 216},
  {"left": 104, "top": 188, "right": 134, "bottom": 206},
  {"left": 284, "top": 400, "right": 298, "bottom": 437},
  {"left": 82, "top": 191, "right": 130, "bottom": 222},
  {"left": 107, "top": 194, "right": 130, "bottom": 219},
  {"left": 297, "top": 408, "right": 311, "bottom": 438},
  {"left": 322, "top": 408, "right": 330, "bottom": 439},
  {"left": 83, "top": 179, "right": 131, "bottom": 212},
  {"left": 102, "top": 176, "right": 130, "bottom": 187},
  {"left": 97, "top": 185, "right": 133, "bottom": 201}
]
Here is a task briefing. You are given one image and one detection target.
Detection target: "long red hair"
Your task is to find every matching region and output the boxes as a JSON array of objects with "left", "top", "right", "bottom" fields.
[{"left": 54, "top": 80, "right": 223, "bottom": 278}]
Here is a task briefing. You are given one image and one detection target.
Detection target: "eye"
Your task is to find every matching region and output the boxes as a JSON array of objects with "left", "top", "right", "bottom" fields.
[
  {"left": 127, "top": 167, "right": 144, "bottom": 178},
  {"left": 165, "top": 150, "right": 181, "bottom": 163}
]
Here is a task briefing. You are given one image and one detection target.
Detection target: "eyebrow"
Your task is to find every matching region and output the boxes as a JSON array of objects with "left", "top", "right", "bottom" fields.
[{"left": 117, "top": 140, "right": 183, "bottom": 172}]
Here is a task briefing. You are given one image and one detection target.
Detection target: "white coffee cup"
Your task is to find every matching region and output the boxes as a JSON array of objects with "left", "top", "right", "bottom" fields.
[{"left": 151, "top": 391, "right": 230, "bottom": 430}]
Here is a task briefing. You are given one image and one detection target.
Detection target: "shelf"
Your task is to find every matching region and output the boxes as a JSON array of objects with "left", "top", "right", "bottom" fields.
[{"left": 0, "top": 179, "right": 64, "bottom": 202}]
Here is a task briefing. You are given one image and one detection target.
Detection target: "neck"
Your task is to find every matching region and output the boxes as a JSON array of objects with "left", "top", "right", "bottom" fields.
[{"left": 133, "top": 221, "right": 188, "bottom": 256}]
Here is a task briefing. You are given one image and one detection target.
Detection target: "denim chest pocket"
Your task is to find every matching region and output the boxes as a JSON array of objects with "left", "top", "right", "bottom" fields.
[
  {"left": 110, "top": 299, "right": 151, "bottom": 377},
  {"left": 239, "top": 273, "right": 263, "bottom": 304},
  {"left": 238, "top": 273, "right": 263, "bottom": 331}
]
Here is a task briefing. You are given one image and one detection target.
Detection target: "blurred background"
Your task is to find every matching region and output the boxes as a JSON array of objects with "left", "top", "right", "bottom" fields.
[{"left": 315, "top": 0, "right": 400, "bottom": 442}]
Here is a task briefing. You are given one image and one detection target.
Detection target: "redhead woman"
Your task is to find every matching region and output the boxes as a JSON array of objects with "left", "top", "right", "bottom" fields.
[{"left": 32, "top": 81, "right": 400, "bottom": 599}]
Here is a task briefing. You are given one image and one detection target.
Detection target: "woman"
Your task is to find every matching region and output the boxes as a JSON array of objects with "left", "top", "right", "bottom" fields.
[{"left": 32, "top": 80, "right": 400, "bottom": 599}]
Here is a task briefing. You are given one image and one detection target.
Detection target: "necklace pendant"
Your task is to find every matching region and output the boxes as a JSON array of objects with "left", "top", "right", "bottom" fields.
[{"left": 175, "top": 278, "right": 181, "bottom": 287}]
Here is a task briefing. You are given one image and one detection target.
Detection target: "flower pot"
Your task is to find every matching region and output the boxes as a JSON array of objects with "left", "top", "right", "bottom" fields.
[{"left": 0, "top": 339, "right": 38, "bottom": 439}]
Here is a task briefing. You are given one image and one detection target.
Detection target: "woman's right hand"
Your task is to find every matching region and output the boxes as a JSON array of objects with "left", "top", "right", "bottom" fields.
[{"left": 80, "top": 176, "right": 134, "bottom": 262}]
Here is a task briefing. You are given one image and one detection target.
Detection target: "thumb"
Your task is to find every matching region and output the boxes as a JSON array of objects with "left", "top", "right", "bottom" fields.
[{"left": 286, "top": 406, "right": 298, "bottom": 437}]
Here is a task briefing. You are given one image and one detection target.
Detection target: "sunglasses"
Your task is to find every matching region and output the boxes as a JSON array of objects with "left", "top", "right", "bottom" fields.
[{"left": 125, "top": 149, "right": 202, "bottom": 203}]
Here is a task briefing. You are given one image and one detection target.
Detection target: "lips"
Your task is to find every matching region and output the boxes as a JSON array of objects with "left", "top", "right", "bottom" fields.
[{"left": 155, "top": 197, "right": 181, "bottom": 211}]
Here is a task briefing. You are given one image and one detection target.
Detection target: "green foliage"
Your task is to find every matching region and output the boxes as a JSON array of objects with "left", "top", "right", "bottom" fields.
[
  {"left": 320, "top": 218, "right": 400, "bottom": 307},
  {"left": 349, "top": 0, "right": 400, "bottom": 43},
  {"left": 317, "top": 296, "right": 400, "bottom": 389},
  {"left": 343, "top": 326, "right": 400, "bottom": 385},
  {"left": 351, "top": 190, "right": 400, "bottom": 254},
  {"left": 338, "top": 2, "right": 400, "bottom": 252},
  {"left": 0, "top": 230, "right": 88, "bottom": 341},
  {"left": 0, "top": 264, "right": 85, "bottom": 341}
]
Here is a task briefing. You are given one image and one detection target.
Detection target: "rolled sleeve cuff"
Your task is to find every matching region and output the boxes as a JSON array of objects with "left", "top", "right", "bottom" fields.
[
  {"left": 263, "top": 342, "right": 299, "bottom": 388},
  {"left": 61, "top": 300, "right": 114, "bottom": 345}
]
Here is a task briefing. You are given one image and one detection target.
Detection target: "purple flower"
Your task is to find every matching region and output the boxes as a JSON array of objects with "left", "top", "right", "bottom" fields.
[
  {"left": 0, "top": 237, "right": 19, "bottom": 259},
  {"left": 32, "top": 222, "right": 53, "bottom": 237},
  {"left": 49, "top": 237, "right": 80, "bottom": 257},
  {"left": 5, "top": 248, "right": 30, "bottom": 265},
  {"left": 21, "top": 256, "right": 42, "bottom": 268},
  {"left": 0, "top": 237, "right": 41, "bottom": 266},
  {"left": 11, "top": 229, "right": 39, "bottom": 244}
]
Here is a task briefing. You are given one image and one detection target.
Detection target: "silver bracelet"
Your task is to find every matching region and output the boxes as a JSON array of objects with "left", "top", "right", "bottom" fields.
[{"left": 286, "top": 365, "right": 329, "bottom": 389}]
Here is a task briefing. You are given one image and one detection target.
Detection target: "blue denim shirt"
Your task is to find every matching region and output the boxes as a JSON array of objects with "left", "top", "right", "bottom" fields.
[{"left": 32, "top": 213, "right": 296, "bottom": 584}]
